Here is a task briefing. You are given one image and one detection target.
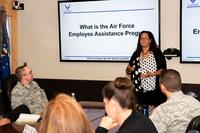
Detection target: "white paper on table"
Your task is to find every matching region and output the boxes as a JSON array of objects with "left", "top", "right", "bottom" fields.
[
  {"left": 16, "top": 113, "right": 40, "bottom": 124},
  {"left": 23, "top": 124, "right": 37, "bottom": 133}
]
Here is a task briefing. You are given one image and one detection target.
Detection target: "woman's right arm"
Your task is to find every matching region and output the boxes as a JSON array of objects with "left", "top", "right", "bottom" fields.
[
  {"left": 126, "top": 65, "right": 135, "bottom": 74},
  {"left": 126, "top": 52, "right": 137, "bottom": 74},
  {"left": 96, "top": 116, "right": 118, "bottom": 133}
]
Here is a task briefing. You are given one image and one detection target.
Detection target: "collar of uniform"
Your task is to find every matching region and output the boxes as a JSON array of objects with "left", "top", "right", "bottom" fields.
[
  {"left": 168, "top": 91, "right": 183, "bottom": 100},
  {"left": 18, "top": 81, "right": 33, "bottom": 90}
]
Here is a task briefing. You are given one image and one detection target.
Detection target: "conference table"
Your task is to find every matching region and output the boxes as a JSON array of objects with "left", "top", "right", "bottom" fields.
[
  {"left": 0, "top": 123, "right": 40, "bottom": 133},
  {"left": 0, "top": 101, "right": 104, "bottom": 133},
  {"left": 0, "top": 123, "right": 22, "bottom": 133},
  {"left": 0, "top": 101, "right": 149, "bottom": 133}
]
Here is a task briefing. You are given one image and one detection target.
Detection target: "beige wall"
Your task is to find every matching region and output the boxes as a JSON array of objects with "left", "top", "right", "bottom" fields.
[{"left": 17, "top": 0, "right": 200, "bottom": 83}]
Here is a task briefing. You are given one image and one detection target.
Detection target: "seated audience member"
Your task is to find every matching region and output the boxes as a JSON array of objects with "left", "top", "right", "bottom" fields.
[
  {"left": 96, "top": 77, "right": 158, "bottom": 133},
  {"left": 0, "top": 104, "right": 30, "bottom": 126},
  {"left": 39, "top": 93, "right": 93, "bottom": 133},
  {"left": 150, "top": 69, "right": 200, "bottom": 133},
  {"left": 11, "top": 64, "right": 48, "bottom": 114}
]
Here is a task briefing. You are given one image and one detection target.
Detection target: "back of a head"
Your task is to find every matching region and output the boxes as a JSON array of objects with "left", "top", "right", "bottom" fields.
[
  {"left": 102, "top": 77, "right": 136, "bottom": 111},
  {"left": 15, "top": 63, "right": 28, "bottom": 81},
  {"left": 39, "top": 93, "right": 93, "bottom": 133},
  {"left": 160, "top": 69, "right": 182, "bottom": 92}
]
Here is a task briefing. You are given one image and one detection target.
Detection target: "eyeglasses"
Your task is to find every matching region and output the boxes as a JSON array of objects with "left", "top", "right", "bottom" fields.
[{"left": 22, "top": 71, "right": 32, "bottom": 76}]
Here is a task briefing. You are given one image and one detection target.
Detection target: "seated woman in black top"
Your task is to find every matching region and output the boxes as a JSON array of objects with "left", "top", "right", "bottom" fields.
[{"left": 96, "top": 77, "right": 158, "bottom": 133}]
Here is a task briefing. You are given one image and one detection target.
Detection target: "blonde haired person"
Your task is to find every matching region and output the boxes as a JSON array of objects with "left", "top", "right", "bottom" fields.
[{"left": 39, "top": 93, "right": 93, "bottom": 133}]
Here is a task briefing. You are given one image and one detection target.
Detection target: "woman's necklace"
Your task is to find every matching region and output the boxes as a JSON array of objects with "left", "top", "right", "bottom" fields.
[{"left": 141, "top": 50, "right": 150, "bottom": 59}]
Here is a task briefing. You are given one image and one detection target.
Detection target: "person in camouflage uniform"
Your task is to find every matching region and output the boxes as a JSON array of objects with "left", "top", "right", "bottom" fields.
[
  {"left": 11, "top": 64, "right": 48, "bottom": 114},
  {"left": 150, "top": 69, "right": 200, "bottom": 133}
]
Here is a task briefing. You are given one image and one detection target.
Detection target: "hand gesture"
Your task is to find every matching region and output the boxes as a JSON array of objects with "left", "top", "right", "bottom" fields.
[
  {"left": 99, "top": 116, "right": 118, "bottom": 130},
  {"left": 126, "top": 65, "right": 135, "bottom": 74}
]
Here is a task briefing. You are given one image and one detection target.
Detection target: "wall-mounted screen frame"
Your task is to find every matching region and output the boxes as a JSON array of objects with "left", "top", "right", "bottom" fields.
[
  {"left": 58, "top": 0, "right": 160, "bottom": 62},
  {"left": 180, "top": 0, "right": 200, "bottom": 63}
]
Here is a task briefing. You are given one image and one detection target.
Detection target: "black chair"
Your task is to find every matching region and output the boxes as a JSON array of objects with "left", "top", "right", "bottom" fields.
[
  {"left": 2, "top": 74, "right": 18, "bottom": 113},
  {"left": 186, "top": 115, "right": 200, "bottom": 133}
]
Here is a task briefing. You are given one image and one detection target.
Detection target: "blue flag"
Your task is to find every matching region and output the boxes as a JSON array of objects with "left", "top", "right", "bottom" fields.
[{"left": 0, "top": 22, "right": 11, "bottom": 88}]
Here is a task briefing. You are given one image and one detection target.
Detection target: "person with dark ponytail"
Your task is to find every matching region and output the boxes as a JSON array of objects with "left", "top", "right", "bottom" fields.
[{"left": 96, "top": 77, "right": 158, "bottom": 133}]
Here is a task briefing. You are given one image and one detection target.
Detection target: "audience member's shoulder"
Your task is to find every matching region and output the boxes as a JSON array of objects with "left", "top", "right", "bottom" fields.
[
  {"left": 31, "top": 81, "right": 39, "bottom": 86},
  {"left": 135, "top": 112, "right": 151, "bottom": 120},
  {"left": 135, "top": 112, "right": 158, "bottom": 133},
  {"left": 12, "top": 82, "right": 23, "bottom": 92},
  {"left": 150, "top": 102, "right": 167, "bottom": 115},
  {"left": 185, "top": 94, "right": 200, "bottom": 104},
  {"left": 155, "top": 101, "right": 167, "bottom": 109}
]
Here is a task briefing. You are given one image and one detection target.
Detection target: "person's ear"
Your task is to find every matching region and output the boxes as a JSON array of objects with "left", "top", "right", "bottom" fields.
[
  {"left": 110, "top": 98, "right": 119, "bottom": 108},
  {"left": 160, "top": 83, "right": 166, "bottom": 94}
]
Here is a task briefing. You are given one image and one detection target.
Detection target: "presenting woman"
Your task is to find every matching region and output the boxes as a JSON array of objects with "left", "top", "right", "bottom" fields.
[{"left": 126, "top": 31, "right": 167, "bottom": 106}]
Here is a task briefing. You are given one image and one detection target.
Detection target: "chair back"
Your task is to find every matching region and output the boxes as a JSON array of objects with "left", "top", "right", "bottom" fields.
[
  {"left": 186, "top": 115, "right": 200, "bottom": 133},
  {"left": 2, "top": 74, "right": 18, "bottom": 113}
]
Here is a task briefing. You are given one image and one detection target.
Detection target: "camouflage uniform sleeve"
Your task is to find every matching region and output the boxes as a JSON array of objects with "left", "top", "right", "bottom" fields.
[
  {"left": 188, "top": 98, "right": 200, "bottom": 119},
  {"left": 150, "top": 106, "right": 168, "bottom": 133},
  {"left": 11, "top": 86, "right": 25, "bottom": 110},
  {"left": 40, "top": 87, "right": 48, "bottom": 105}
]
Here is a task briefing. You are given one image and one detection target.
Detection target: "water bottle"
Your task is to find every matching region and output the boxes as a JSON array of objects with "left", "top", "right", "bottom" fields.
[
  {"left": 143, "top": 105, "right": 149, "bottom": 117},
  {"left": 71, "top": 92, "right": 76, "bottom": 100}
]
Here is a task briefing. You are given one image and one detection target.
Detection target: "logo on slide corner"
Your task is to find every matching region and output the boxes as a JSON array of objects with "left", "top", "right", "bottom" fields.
[
  {"left": 187, "top": 0, "right": 200, "bottom": 8},
  {"left": 191, "top": 0, "right": 196, "bottom": 3},
  {"left": 63, "top": 4, "right": 71, "bottom": 14},
  {"left": 65, "top": 5, "right": 70, "bottom": 10}
]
